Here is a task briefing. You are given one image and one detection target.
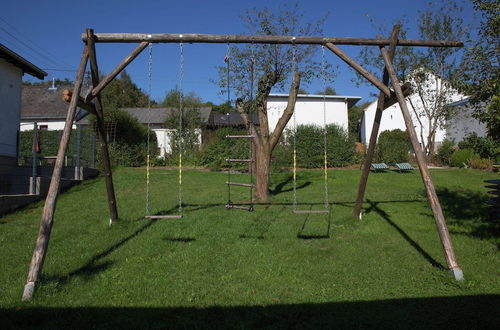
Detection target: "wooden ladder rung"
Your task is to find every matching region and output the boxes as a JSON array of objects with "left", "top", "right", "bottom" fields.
[
  {"left": 226, "top": 159, "right": 253, "bottom": 162},
  {"left": 145, "top": 215, "right": 183, "bottom": 219},
  {"left": 293, "top": 210, "right": 329, "bottom": 214},
  {"left": 226, "top": 204, "right": 254, "bottom": 211},
  {"left": 225, "top": 135, "right": 255, "bottom": 138},
  {"left": 225, "top": 181, "right": 255, "bottom": 187}
]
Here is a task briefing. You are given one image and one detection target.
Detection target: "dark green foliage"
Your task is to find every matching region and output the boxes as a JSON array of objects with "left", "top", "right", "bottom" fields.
[
  {"left": 458, "top": 132, "right": 500, "bottom": 161},
  {"left": 348, "top": 101, "right": 370, "bottom": 137},
  {"left": 18, "top": 128, "right": 96, "bottom": 167},
  {"left": 449, "top": 148, "right": 480, "bottom": 167},
  {"left": 290, "top": 124, "right": 356, "bottom": 168},
  {"left": 199, "top": 128, "right": 250, "bottom": 171},
  {"left": 100, "top": 71, "right": 150, "bottom": 110},
  {"left": 436, "top": 139, "right": 456, "bottom": 165},
  {"left": 375, "top": 129, "right": 411, "bottom": 163}
]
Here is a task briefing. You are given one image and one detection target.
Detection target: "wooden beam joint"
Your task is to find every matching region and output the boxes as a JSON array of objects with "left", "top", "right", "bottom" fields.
[{"left": 62, "top": 89, "right": 97, "bottom": 115}]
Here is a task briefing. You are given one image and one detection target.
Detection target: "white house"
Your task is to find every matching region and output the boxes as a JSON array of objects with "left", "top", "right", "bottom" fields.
[
  {"left": 0, "top": 44, "right": 46, "bottom": 171},
  {"left": 267, "top": 94, "right": 361, "bottom": 132},
  {"left": 445, "top": 98, "right": 488, "bottom": 142},
  {"left": 359, "top": 72, "right": 482, "bottom": 150}
]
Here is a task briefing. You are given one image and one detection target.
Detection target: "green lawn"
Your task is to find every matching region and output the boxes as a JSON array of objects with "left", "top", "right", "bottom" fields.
[{"left": 0, "top": 167, "right": 499, "bottom": 329}]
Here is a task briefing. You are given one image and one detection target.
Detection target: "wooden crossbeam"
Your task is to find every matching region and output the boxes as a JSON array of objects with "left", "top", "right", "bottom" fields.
[
  {"left": 226, "top": 159, "right": 253, "bottom": 162},
  {"left": 82, "top": 33, "right": 463, "bottom": 48},
  {"left": 383, "top": 82, "right": 413, "bottom": 109}
]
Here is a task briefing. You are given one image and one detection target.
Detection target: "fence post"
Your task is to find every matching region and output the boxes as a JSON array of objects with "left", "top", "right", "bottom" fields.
[{"left": 30, "top": 122, "right": 38, "bottom": 195}]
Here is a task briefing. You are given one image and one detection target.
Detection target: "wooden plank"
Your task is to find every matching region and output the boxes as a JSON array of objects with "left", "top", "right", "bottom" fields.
[
  {"left": 383, "top": 82, "right": 413, "bottom": 109},
  {"left": 226, "top": 204, "right": 254, "bottom": 211},
  {"left": 145, "top": 215, "right": 183, "bottom": 219},
  {"left": 85, "top": 41, "right": 149, "bottom": 103},
  {"left": 380, "top": 45, "right": 463, "bottom": 279},
  {"left": 22, "top": 46, "right": 89, "bottom": 301},
  {"left": 225, "top": 182, "right": 255, "bottom": 187},
  {"left": 81, "top": 33, "right": 463, "bottom": 48},
  {"left": 353, "top": 25, "right": 401, "bottom": 219},
  {"left": 86, "top": 28, "right": 119, "bottom": 224},
  {"left": 325, "top": 43, "right": 391, "bottom": 97},
  {"left": 226, "top": 159, "right": 253, "bottom": 162},
  {"left": 293, "top": 210, "right": 329, "bottom": 214},
  {"left": 225, "top": 135, "right": 255, "bottom": 138}
]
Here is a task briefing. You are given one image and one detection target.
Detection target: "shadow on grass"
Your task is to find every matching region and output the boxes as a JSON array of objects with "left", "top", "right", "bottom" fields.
[
  {"left": 435, "top": 187, "right": 500, "bottom": 245},
  {"left": 4, "top": 295, "right": 499, "bottom": 329},
  {"left": 163, "top": 236, "right": 196, "bottom": 243},
  {"left": 364, "top": 199, "right": 446, "bottom": 270},
  {"left": 41, "top": 217, "right": 159, "bottom": 286},
  {"left": 296, "top": 205, "right": 331, "bottom": 240},
  {"left": 269, "top": 174, "right": 311, "bottom": 196}
]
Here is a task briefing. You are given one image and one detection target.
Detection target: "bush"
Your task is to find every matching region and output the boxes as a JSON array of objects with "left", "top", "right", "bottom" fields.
[
  {"left": 290, "top": 124, "right": 356, "bottom": 168},
  {"left": 449, "top": 148, "right": 480, "bottom": 167},
  {"left": 469, "top": 158, "right": 492, "bottom": 170},
  {"left": 199, "top": 128, "right": 250, "bottom": 171},
  {"left": 375, "top": 129, "right": 411, "bottom": 163},
  {"left": 437, "top": 139, "right": 456, "bottom": 165},
  {"left": 458, "top": 133, "right": 499, "bottom": 161}
]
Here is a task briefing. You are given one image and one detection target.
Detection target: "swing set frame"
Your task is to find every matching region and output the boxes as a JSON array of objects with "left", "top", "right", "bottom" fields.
[{"left": 22, "top": 26, "right": 464, "bottom": 301}]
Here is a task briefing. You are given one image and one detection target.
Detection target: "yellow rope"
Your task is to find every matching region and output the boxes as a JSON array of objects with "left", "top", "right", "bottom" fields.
[{"left": 324, "top": 151, "right": 328, "bottom": 182}]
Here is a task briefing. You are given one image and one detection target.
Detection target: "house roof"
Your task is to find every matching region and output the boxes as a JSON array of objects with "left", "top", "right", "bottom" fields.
[
  {"left": 119, "top": 107, "right": 212, "bottom": 125},
  {"left": 268, "top": 93, "right": 362, "bottom": 109},
  {"left": 0, "top": 44, "right": 47, "bottom": 80},
  {"left": 447, "top": 97, "right": 471, "bottom": 107},
  {"left": 208, "top": 112, "right": 259, "bottom": 127},
  {"left": 21, "top": 84, "right": 76, "bottom": 120}
]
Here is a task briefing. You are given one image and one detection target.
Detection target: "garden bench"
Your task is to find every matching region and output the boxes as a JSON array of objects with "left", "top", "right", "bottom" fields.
[{"left": 394, "top": 162, "right": 414, "bottom": 172}]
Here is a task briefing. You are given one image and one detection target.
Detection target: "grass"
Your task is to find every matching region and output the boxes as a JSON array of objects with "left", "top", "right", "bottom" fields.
[{"left": 0, "top": 167, "right": 499, "bottom": 329}]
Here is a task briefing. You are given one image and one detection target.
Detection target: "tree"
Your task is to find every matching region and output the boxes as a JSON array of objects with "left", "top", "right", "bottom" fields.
[
  {"left": 100, "top": 70, "right": 151, "bottom": 110},
  {"left": 316, "top": 86, "right": 337, "bottom": 95},
  {"left": 160, "top": 89, "right": 205, "bottom": 109},
  {"left": 215, "top": 4, "right": 332, "bottom": 201},
  {"left": 459, "top": 0, "right": 499, "bottom": 140},
  {"left": 348, "top": 101, "right": 370, "bottom": 137},
  {"left": 358, "top": 1, "right": 469, "bottom": 156}
]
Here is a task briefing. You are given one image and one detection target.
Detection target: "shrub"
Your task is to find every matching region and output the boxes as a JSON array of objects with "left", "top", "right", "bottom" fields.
[
  {"left": 469, "top": 158, "right": 492, "bottom": 170},
  {"left": 449, "top": 148, "right": 480, "bottom": 167},
  {"left": 199, "top": 128, "right": 249, "bottom": 171},
  {"left": 375, "top": 129, "right": 411, "bottom": 163},
  {"left": 437, "top": 139, "right": 456, "bottom": 165},
  {"left": 458, "top": 133, "right": 499, "bottom": 160}
]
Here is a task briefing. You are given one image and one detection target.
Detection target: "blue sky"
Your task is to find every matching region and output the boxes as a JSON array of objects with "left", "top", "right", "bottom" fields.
[{"left": 1, "top": 0, "right": 474, "bottom": 105}]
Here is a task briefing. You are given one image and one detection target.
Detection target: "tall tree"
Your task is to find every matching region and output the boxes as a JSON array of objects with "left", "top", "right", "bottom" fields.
[
  {"left": 100, "top": 70, "right": 151, "bottom": 110},
  {"left": 358, "top": 1, "right": 469, "bottom": 155},
  {"left": 459, "top": 0, "right": 499, "bottom": 140},
  {"left": 215, "top": 3, "right": 332, "bottom": 201}
]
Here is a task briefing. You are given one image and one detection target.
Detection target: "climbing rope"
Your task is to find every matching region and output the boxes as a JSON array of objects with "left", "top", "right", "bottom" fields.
[{"left": 146, "top": 43, "right": 153, "bottom": 215}]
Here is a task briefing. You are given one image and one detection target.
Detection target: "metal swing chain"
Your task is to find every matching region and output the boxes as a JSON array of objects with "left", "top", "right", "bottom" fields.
[
  {"left": 225, "top": 43, "right": 232, "bottom": 206},
  {"left": 321, "top": 45, "right": 329, "bottom": 210},
  {"left": 291, "top": 41, "right": 298, "bottom": 211},
  {"left": 146, "top": 43, "right": 153, "bottom": 215},
  {"left": 249, "top": 43, "right": 255, "bottom": 209},
  {"left": 178, "top": 40, "right": 184, "bottom": 214}
]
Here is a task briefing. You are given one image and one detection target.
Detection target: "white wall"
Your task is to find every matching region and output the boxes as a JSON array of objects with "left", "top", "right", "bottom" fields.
[
  {"left": 446, "top": 105, "right": 487, "bottom": 142},
  {"left": 153, "top": 128, "right": 202, "bottom": 157},
  {"left": 361, "top": 74, "right": 465, "bottom": 148},
  {"left": 0, "top": 59, "right": 22, "bottom": 158},
  {"left": 20, "top": 120, "right": 77, "bottom": 132},
  {"left": 267, "top": 96, "right": 350, "bottom": 132}
]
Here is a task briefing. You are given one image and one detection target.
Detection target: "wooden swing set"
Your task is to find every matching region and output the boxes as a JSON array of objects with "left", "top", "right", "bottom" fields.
[{"left": 22, "top": 26, "right": 464, "bottom": 301}]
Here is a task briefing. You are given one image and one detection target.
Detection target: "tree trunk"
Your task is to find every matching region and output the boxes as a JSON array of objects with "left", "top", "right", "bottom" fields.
[{"left": 255, "top": 143, "right": 271, "bottom": 201}]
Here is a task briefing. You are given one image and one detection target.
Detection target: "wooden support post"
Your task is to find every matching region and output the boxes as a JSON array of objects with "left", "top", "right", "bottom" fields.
[
  {"left": 380, "top": 46, "right": 463, "bottom": 280},
  {"left": 86, "top": 28, "right": 119, "bottom": 224},
  {"left": 354, "top": 26, "right": 401, "bottom": 219},
  {"left": 325, "top": 43, "right": 391, "bottom": 97},
  {"left": 22, "top": 46, "right": 89, "bottom": 301},
  {"left": 85, "top": 41, "right": 148, "bottom": 103}
]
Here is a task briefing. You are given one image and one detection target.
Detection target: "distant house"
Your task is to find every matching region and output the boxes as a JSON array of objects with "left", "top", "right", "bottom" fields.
[
  {"left": 0, "top": 44, "right": 46, "bottom": 171},
  {"left": 20, "top": 84, "right": 84, "bottom": 131},
  {"left": 360, "top": 72, "right": 469, "bottom": 150},
  {"left": 267, "top": 94, "right": 361, "bottom": 132},
  {"left": 445, "top": 98, "right": 487, "bottom": 142},
  {"left": 115, "top": 107, "right": 212, "bottom": 157},
  {"left": 206, "top": 112, "right": 259, "bottom": 128}
]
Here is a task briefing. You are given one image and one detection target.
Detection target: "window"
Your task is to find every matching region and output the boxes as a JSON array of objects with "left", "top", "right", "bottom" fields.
[{"left": 39, "top": 125, "right": 48, "bottom": 130}]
